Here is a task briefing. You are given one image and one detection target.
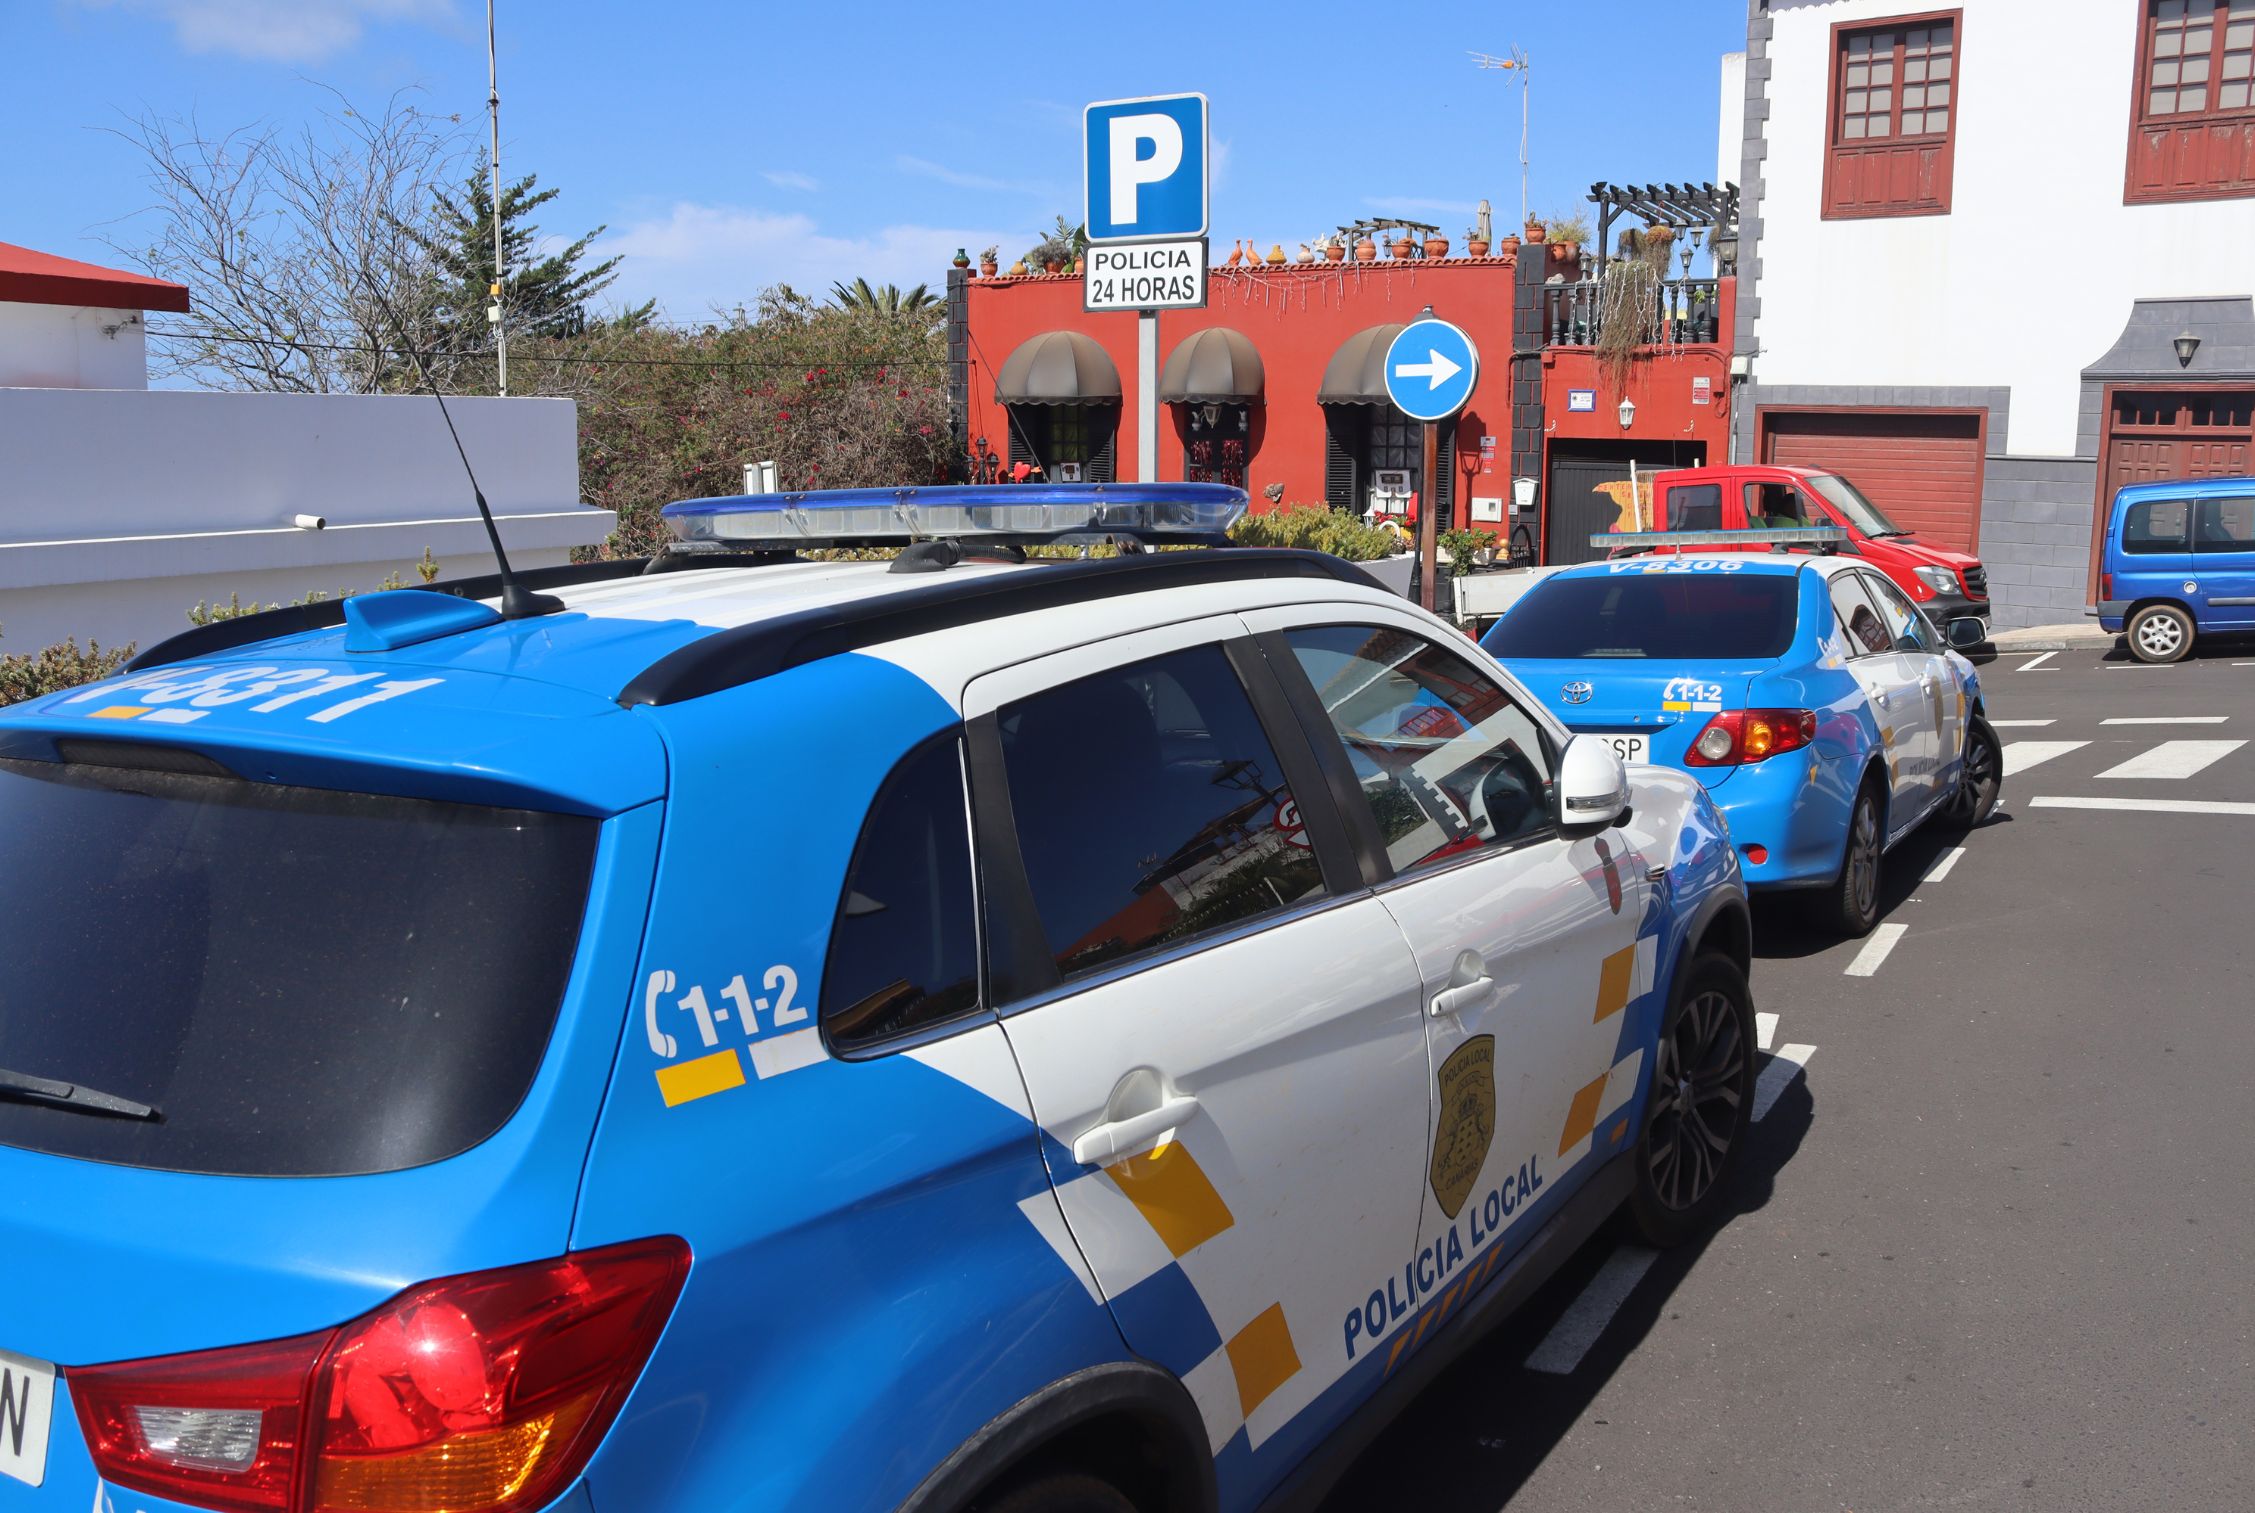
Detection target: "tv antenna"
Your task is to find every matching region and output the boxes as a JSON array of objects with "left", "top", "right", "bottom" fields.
[
  {"left": 357, "top": 269, "right": 562, "bottom": 620},
  {"left": 1469, "top": 47, "right": 1531, "bottom": 229}
]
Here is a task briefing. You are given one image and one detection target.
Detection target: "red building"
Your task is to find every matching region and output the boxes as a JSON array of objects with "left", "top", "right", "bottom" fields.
[{"left": 947, "top": 186, "right": 1740, "bottom": 564}]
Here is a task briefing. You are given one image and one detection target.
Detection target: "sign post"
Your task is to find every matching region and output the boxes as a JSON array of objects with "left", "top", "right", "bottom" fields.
[
  {"left": 1084, "top": 92, "right": 1209, "bottom": 484},
  {"left": 1383, "top": 313, "right": 1481, "bottom": 611}
]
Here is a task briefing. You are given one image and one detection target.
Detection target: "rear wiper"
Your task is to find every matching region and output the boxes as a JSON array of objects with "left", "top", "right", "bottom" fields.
[{"left": 0, "top": 1068, "right": 158, "bottom": 1121}]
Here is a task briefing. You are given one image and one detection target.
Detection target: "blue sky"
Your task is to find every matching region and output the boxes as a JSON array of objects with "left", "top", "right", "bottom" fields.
[{"left": 6, "top": 1, "right": 1747, "bottom": 322}]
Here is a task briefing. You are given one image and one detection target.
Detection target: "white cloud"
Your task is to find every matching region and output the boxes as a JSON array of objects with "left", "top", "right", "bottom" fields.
[
  {"left": 1364, "top": 196, "right": 1483, "bottom": 216},
  {"left": 73, "top": 0, "right": 455, "bottom": 63},
  {"left": 761, "top": 169, "right": 819, "bottom": 192},
  {"left": 1210, "top": 137, "right": 1232, "bottom": 193},
  {"left": 599, "top": 202, "right": 1035, "bottom": 320},
  {"left": 896, "top": 155, "right": 1054, "bottom": 198}
]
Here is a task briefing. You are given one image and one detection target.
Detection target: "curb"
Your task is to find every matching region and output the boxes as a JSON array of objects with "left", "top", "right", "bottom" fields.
[{"left": 1987, "top": 633, "right": 2120, "bottom": 652}]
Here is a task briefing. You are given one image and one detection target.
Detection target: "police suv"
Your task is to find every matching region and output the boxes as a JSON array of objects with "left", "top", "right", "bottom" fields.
[{"left": 0, "top": 485, "right": 1753, "bottom": 1513}]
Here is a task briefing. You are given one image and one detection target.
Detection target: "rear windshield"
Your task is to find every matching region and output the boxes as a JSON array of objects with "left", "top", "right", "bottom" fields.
[
  {"left": 1485, "top": 572, "right": 1801, "bottom": 660},
  {"left": 0, "top": 756, "right": 598, "bottom": 1177}
]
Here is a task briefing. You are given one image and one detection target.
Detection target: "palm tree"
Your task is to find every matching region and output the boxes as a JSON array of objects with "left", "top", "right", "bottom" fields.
[{"left": 826, "top": 278, "right": 941, "bottom": 316}]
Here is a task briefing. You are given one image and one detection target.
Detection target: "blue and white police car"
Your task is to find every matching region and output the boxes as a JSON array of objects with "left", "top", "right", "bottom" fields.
[
  {"left": 0, "top": 485, "right": 1755, "bottom": 1513},
  {"left": 1482, "top": 534, "right": 2001, "bottom": 936}
]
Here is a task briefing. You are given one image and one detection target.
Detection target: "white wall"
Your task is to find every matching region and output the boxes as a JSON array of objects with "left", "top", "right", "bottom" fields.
[
  {"left": 1750, "top": 0, "right": 2255, "bottom": 456},
  {"left": 0, "top": 389, "right": 613, "bottom": 654},
  {"left": 1719, "top": 51, "right": 1748, "bottom": 189},
  {"left": 0, "top": 303, "right": 150, "bottom": 389}
]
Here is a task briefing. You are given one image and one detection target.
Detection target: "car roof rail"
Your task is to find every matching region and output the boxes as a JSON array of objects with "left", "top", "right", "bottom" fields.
[
  {"left": 1595, "top": 526, "right": 1849, "bottom": 558},
  {"left": 618, "top": 548, "right": 1382, "bottom": 708}
]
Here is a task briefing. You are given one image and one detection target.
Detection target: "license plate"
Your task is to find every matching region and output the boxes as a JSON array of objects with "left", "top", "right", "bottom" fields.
[
  {"left": 0, "top": 1348, "right": 55, "bottom": 1488},
  {"left": 1598, "top": 733, "right": 1649, "bottom": 764}
]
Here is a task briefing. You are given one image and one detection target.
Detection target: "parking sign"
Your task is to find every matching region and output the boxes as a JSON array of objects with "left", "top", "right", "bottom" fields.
[{"left": 1084, "top": 93, "right": 1208, "bottom": 243}]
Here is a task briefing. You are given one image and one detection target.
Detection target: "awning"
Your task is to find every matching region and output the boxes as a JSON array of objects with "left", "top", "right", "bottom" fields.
[
  {"left": 1317, "top": 323, "right": 1410, "bottom": 405},
  {"left": 1159, "top": 327, "right": 1264, "bottom": 403},
  {"left": 994, "top": 330, "right": 1121, "bottom": 405}
]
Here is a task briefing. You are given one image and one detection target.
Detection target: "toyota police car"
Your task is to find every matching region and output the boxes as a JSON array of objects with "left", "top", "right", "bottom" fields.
[
  {"left": 1482, "top": 532, "right": 2001, "bottom": 936},
  {"left": 0, "top": 485, "right": 1754, "bottom": 1513}
]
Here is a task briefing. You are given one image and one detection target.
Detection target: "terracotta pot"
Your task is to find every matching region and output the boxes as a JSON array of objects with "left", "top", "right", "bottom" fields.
[
  {"left": 1424, "top": 236, "right": 1449, "bottom": 259},
  {"left": 1466, "top": 239, "right": 1490, "bottom": 258},
  {"left": 1390, "top": 237, "right": 1414, "bottom": 258},
  {"left": 1354, "top": 238, "right": 1377, "bottom": 262},
  {"left": 979, "top": 261, "right": 998, "bottom": 277},
  {"left": 1072, "top": 256, "right": 1084, "bottom": 274},
  {"left": 1498, "top": 235, "right": 1520, "bottom": 256},
  {"left": 1043, "top": 259, "right": 1062, "bottom": 274},
  {"left": 1524, "top": 220, "right": 1547, "bottom": 243},
  {"left": 1324, "top": 242, "right": 1347, "bottom": 262}
]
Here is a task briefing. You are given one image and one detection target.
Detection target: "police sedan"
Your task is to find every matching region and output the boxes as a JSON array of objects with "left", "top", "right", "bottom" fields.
[{"left": 1481, "top": 547, "right": 2001, "bottom": 935}]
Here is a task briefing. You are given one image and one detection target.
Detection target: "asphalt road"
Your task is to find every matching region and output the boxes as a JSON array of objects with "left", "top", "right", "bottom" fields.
[{"left": 1322, "top": 637, "right": 2255, "bottom": 1513}]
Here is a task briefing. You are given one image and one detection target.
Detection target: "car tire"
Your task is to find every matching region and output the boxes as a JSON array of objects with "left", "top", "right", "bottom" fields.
[
  {"left": 973, "top": 1471, "right": 1138, "bottom": 1513},
  {"left": 1942, "top": 713, "right": 2003, "bottom": 829},
  {"left": 2127, "top": 602, "right": 2195, "bottom": 664},
  {"left": 1621, "top": 952, "right": 1756, "bottom": 1248},
  {"left": 1823, "top": 780, "right": 1885, "bottom": 937}
]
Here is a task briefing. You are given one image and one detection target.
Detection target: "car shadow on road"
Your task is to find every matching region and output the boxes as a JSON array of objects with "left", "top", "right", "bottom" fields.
[
  {"left": 1316, "top": 1082, "right": 1821, "bottom": 1512},
  {"left": 1746, "top": 817, "right": 1996, "bottom": 961}
]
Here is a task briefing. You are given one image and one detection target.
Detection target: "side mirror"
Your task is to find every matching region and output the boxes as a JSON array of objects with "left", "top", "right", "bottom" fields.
[
  {"left": 1944, "top": 616, "right": 1988, "bottom": 650},
  {"left": 1555, "top": 734, "right": 1629, "bottom": 831}
]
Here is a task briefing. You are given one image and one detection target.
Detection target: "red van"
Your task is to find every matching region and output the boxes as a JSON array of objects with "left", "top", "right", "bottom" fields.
[{"left": 1641, "top": 464, "right": 1992, "bottom": 634}]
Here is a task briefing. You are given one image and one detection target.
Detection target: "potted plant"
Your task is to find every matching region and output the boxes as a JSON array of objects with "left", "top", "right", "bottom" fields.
[
  {"left": 1524, "top": 217, "right": 1546, "bottom": 243},
  {"left": 1354, "top": 235, "right": 1377, "bottom": 262},
  {"left": 1546, "top": 210, "right": 1591, "bottom": 265},
  {"left": 1498, "top": 233, "right": 1520, "bottom": 257},
  {"left": 1390, "top": 232, "right": 1415, "bottom": 258},
  {"left": 1425, "top": 233, "right": 1450, "bottom": 259},
  {"left": 1324, "top": 235, "right": 1347, "bottom": 262},
  {"left": 1072, "top": 254, "right": 1084, "bottom": 274},
  {"left": 1465, "top": 227, "right": 1490, "bottom": 258},
  {"left": 1438, "top": 527, "right": 1488, "bottom": 578},
  {"left": 978, "top": 245, "right": 999, "bottom": 276},
  {"left": 951, "top": 247, "right": 971, "bottom": 269}
]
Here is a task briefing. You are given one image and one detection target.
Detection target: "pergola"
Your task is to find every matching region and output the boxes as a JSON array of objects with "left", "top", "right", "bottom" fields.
[{"left": 1587, "top": 182, "right": 1740, "bottom": 280}]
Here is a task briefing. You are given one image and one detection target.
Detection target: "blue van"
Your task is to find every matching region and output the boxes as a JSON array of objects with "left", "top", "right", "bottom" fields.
[{"left": 2096, "top": 476, "right": 2255, "bottom": 662}]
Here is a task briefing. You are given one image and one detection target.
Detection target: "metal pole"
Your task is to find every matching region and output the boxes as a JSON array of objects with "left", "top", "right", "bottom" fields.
[
  {"left": 1419, "top": 420, "right": 1440, "bottom": 612},
  {"left": 487, "top": 0, "right": 507, "bottom": 397},
  {"left": 1519, "top": 68, "right": 1529, "bottom": 231},
  {"left": 1137, "top": 309, "right": 1158, "bottom": 482}
]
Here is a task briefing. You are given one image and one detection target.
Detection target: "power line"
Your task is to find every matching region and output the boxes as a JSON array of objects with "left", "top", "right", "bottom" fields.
[{"left": 142, "top": 325, "right": 946, "bottom": 373}]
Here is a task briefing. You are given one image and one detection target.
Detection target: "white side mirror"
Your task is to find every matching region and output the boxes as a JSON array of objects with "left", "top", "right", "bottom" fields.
[{"left": 1556, "top": 735, "right": 1629, "bottom": 830}]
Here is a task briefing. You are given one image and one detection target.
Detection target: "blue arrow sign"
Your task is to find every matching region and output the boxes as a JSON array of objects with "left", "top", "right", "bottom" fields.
[
  {"left": 1085, "top": 93, "right": 1208, "bottom": 243},
  {"left": 1383, "top": 318, "right": 1480, "bottom": 423}
]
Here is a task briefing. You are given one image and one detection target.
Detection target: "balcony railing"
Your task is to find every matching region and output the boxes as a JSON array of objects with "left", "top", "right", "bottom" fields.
[{"left": 1542, "top": 276, "right": 1721, "bottom": 348}]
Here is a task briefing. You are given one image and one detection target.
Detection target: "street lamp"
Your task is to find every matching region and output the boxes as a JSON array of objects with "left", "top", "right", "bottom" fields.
[
  {"left": 1618, "top": 397, "right": 1636, "bottom": 430},
  {"left": 2175, "top": 331, "right": 2201, "bottom": 368}
]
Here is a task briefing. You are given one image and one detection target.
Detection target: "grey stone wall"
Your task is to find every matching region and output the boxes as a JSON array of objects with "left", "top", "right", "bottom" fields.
[{"left": 1978, "top": 456, "right": 2099, "bottom": 630}]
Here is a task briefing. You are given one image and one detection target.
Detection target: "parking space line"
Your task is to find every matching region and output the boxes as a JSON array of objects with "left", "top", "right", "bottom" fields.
[
  {"left": 2095, "top": 739, "right": 2246, "bottom": 779},
  {"left": 2101, "top": 715, "right": 2229, "bottom": 725},
  {"left": 1989, "top": 718, "right": 2055, "bottom": 727},
  {"left": 2002, "top": 740, "right": 2088, "bottom": 775},
  {"left": 1921, "top": 846, "right": 1967, "bottom": 885},
  {"left": 2032, "top": 796, "right": 2255, "bottom": 816},
  {"left": 1751, "top": 1044, "right": 1816, "bottom": 1122},
  {"left": 1756, "top": 1011, "right": 1778, "bottom": 1051},
  {"left": 1523, "top": 1246, "right": 1660, "bottom": 1376},
  {"left": 1844, "top": 923, "right": 1909, "bottom": 977},
  {"left": 2016, "top": 651, "right": 2058, "bottom": 671}
]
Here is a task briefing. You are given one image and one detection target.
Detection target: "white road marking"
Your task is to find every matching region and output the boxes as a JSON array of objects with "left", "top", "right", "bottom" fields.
[
  {"left": 2002, "top": 740, "right": 2088, "bottom": 775},
  {"left": 1921, "top": 846, "right": 1967, "bottom": 885},
  {"left": 1524, "top": 1246, "right": 1660, "bottom": 1376},
  {"left": 2095, "top": 739, "right": 2246, "bottom": 779},
  {"left": 1751, "top": 1044, "right": 1817, "bottom": 1122},
  {"left": 2101, "top": 715, "right": 2230, "bottom": 725},
  {"left": 2032, "top": 796, "right": 2255, "bottom": 816},
  {"left": 1989, "top": 718, "right": 2055, "bottom": 728},
  {"left": 1844, "top": 922, "right": 1909, "bottom": 978},
  {"left": 1756, "top": 1011, "right": 1778, "bottom": 1051},
  {"left": 2104, "top": 663, "right": 2173, "bottom": 669},
  {"left": 2016, "top": 651, "right": 2057, "bottom": 671}
]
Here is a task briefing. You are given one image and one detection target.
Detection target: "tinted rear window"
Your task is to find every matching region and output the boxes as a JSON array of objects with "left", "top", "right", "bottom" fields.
[
  {"left": 1486, "top": 572, "right": 1801, "bottom": 660},
  {"left": 0, "top": 757, "right": 597, "bottom": 1177},
  {"left": 2120, "top": 498, "right": 2190, "bottom": 553}
]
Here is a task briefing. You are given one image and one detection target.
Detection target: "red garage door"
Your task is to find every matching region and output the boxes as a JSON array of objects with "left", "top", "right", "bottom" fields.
[{"left": 1761, "top": 410, "right": 1985, "bottom": 553}]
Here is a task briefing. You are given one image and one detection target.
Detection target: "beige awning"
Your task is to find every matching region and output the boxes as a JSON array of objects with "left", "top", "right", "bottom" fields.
[
  {"left": 1317, "top": 323, "right": 1410, "bottom": 404},
  {"left": 1159, "top": 327, "right": 1265, "bottom": 403},
  {"left": 994, "top": 330, "right": 1121, "bottom": 404}
]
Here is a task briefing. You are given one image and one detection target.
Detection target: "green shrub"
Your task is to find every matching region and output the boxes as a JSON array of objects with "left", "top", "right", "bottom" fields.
[
  {"left": 1229, "top": 504, "right": 1402, "bottom": 562},
  {"left": 0, "top": 628, "right": 136, "bottom": 706}
]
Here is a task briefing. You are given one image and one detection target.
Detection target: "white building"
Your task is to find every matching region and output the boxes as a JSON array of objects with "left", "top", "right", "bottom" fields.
[
  {"left": 1729, "top": 0, "right": 2255, "bottom": 627},
  {"left": 0, "top": 242, "right": 613, "bottom": 657}
]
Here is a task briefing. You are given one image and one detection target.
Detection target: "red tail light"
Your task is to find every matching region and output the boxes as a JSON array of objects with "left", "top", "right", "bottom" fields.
[
  {"left": 1682, "top": 709, "right": 1818, "bottom": 767},
  {"left": 2101, "top": 571, "right": 2113, "bottom": 600},
  {"left": 71, "top": 1237, "right": 690, "bottom": 1513}
]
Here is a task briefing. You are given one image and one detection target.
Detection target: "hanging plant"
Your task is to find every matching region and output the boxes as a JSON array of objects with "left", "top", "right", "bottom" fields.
[{"left": 1594, "top": 227, "right": 1672, "bottom": 393}]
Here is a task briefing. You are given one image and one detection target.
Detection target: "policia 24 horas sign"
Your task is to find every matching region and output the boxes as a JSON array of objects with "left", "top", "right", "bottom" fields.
[{"left": 1083, "top": 239, "right": 1207, "bottom": 312}]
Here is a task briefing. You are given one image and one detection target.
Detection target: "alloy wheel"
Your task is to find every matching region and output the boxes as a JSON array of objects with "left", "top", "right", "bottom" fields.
[
  {"left": 1645, "top": 987, "right": 1747, "bottom": 1212},
  {"left": 1949, "top": 726, "right": 1998, "bottom": 822},
  {"left": 1848, "top": 798, "right": 1881, "bottom": 921},
  {"left": 2137, "top": 615, "right": 2185, "bottom": 659}
]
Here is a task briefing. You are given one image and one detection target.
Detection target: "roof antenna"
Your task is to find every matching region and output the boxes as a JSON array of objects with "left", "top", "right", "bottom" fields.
[{"left": 358, "top": 269, "right": 562, "bottom": 619}]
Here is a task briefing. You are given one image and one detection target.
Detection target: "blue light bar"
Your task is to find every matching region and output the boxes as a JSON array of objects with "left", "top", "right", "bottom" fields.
[{"left": 663, "top": 482, "right": 1249, "bottom": 548}]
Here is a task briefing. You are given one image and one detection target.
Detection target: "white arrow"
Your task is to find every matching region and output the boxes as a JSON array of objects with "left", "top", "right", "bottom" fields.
[{"left": 1393, "top": 348, "right": 1462, "bottom": 390}]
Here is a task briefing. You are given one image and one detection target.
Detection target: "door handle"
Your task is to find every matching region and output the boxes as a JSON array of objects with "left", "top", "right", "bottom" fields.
[
  {"left": 1072, "top": 1095, "right": 1200, "bottom": 1166},
  {"left": 1431, "top": 976, "right": 1496, "bottom": 1018}
]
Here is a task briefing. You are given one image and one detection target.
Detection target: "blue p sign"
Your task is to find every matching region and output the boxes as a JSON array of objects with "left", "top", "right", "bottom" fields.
[{"left": 1084, "top": 93, "right": 1208, "bottom": 243}]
